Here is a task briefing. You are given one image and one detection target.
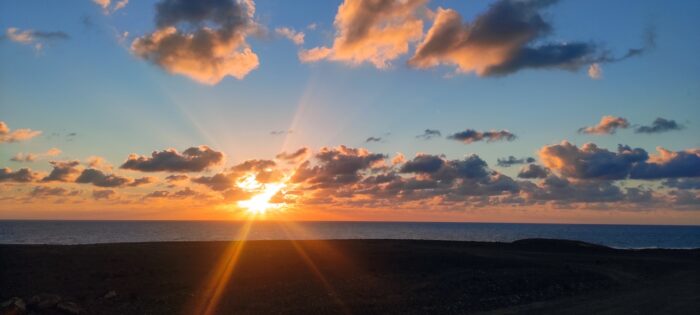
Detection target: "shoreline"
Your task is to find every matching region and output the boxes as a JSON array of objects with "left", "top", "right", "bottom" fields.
[
  {"left": 2, "top": 239, "right": 699, "bottom": 314},
  {"left": 1, "top": 238, "right": 699, "bottom": 250}
]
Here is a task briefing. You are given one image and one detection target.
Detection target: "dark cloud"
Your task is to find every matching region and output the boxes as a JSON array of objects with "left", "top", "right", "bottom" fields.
[
  {"left": 165, "top": 174, "right": 189, "bottom": 182},
  {"left": 193, "top": 173, "right": 234, "bottom": 191},
  {"left": 629, "top": 148, "right": 700, "bottom": 179},
  {"left": 541, "top": 142, "right": 700, "bottom": 180},
  {"left": 365, "top": 136, "right": 382, "bottom": 143},
  {"left": 669, "top": 190, "right": 700, "bottom": 206},
  {"left": 447, "top": 129, "right": 516, "bottom": 144},
  {"left": 663, "top": 178, "right": 700, "bottom": 190},
  {"left": 144, "top": 190, "right": 170, "bottom": 199},
  {"left": 275, "top": 147, "right": 310, "bottom": 163},
  {"left": 497, "top": 156, "right": 535, "bottom": 167},
  {"left": 578, "top": 116, "right": 630, "bottom": 135},
  {"left": 76, "top": 169, "right": 131, "bottom": 187},
  {"left": 30, "top": 186, "right": 79, "bottom": 198},
  {"left": 399, "top": 154, "right": 445, "bottom": 174},
  {"left": 43, "top": 161, "right": 81, "bottom": 182},
  {"left": 143, "top": 187, "right": 200, "bottom": 199},
  {"left": 291, "top": 146, "right": 386, "bottom": 187},
  {"left": 416, "top": 129, "right": 441, "bottom": 140},
  {"left": 120, "top": 146, "right": 224, "bottom": 172},
  {"left": 409, "top": 0, "right": 595, "bottom": 76},
  {"left": 517, "top": 164, "right": 549, "bottom": 179},
  {"left": 520, "top": 175, "right": 626, "bottom": 203},
  {"left": 270, "top": 130, "right": 293, "bottom": 135},
  {"left": 92, "top": 189, "right": 117, "bottom": 200},
  {"left": 635, "top": 118, "right": 684, "bottom": 134},
  {"left": 131, "top": 0, "right": 259, "bottom": 84},
  {"left": 409, "top": 0, "right": 651, "bottom": 77},
  {"left": 0, "top": 168, "right": 40, "bottom": 183},
  {"left": 540, "top": 142, "right": 648, "bottom": 180},
  {"left": 128, "top": 176, "right": 157, "bottom": 187}
]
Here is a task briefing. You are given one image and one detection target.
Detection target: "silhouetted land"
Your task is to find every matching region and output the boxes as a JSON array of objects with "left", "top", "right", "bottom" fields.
[{"left": 1, "top": 239, "right": 698, "bottom": 314}]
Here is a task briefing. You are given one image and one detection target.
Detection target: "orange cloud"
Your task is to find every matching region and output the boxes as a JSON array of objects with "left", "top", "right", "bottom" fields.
[
  {"left": 578, "top": 116, "right": 630, "bottom": 135},
  {"left": 300, "top": 0, "right": 427, "bottom": 68},
  {"left": 0, "top": 121, "right": 42, "bottom": 143},
  {"left": 131, "top": 0, "right": 259, "bottom": 84}
]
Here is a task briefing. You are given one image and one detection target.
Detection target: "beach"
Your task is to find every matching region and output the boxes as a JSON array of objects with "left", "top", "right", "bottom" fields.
[{"left": 1, "top": 239, "right": 698, "bottom": 314}]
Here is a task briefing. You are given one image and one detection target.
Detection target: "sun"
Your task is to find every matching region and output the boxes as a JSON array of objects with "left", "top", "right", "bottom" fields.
[{"left": 236, "top": 174, "right": 287, "bottom": 215}]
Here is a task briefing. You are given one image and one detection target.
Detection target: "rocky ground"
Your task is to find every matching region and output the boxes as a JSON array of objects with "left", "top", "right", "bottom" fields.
[{"left": 1, "top": 239, "right": 698, "bottom": 314}]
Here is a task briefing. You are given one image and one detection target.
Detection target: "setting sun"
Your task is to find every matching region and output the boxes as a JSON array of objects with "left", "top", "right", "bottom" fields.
[{"left": 236, "top": 174, "right": 287, "bottom": 215}]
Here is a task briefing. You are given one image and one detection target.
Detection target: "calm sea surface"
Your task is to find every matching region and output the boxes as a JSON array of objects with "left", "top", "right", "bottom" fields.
[{"left": 0, "top": 221, "right": 699, "bottom": 249}]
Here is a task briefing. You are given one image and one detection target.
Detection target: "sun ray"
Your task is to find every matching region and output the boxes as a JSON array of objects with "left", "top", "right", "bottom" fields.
[
  {"left": 189, "top": 219, "right": 254, "bottom": 315},
  {"left": 277, "top": 221, "right": 352, "bottom": 315}
]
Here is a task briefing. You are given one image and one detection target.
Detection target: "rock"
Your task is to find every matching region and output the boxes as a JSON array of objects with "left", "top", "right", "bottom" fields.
[
  {"left": 0, "top": 297, "right": 26, "bottom": 315},
  {"left": 56, "top": 301, "right": 81, "bottom": 315},
  {"left": 27, "top": 294, "right": 61, "bottom": 310},
  {"left": 103, "top": 290, "right": 117, "bottom": 299}
]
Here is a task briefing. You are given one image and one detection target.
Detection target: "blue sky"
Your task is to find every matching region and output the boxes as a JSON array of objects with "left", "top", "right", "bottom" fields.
[{"left": 1, "top": 0, "right": 699, "bottom": 221}]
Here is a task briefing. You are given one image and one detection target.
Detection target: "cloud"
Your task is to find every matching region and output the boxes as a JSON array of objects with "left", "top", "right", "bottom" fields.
[
  {"left": 92, "top": 0, "right": 129, "bottom": 15},
  {"left": 447, "top": 129, "right": 516, "bottom": 144},
  {"left": 128, "top": 176, "right": 157, "bottom": 187},
  {"left": 193, "top": 159, "right": 282, "bottom": 193},
  {"left": 75, "top": 169, "right": 131, "bottom": 187},
  {"left": 291, "top": 145, "right": 386, "bottom": 187},
  {"left": 144, "top": 187, "right": 201, "bottom": 199},
  {"left": 409, "top": 1, "right": 598, "bottom": 76},
  {"left": 43, "top": 161, "right": 81, "bottom": 182},
  {"left": 270, "top": 130, "right": 293, "bottom": 135},
  {"left": 540, "top": 142, "right": 648, "bottom": 180},
  {"left": 517, "top": 164, "right": 549, "bottom": 179},
  {"left": 664, "top": 178, "right": 700, "bottom": 190},
  {"left": 120, "top": 146, "right": 224, "bottom": 172},
  {"left": 635, "top": 118, "right": 684, "bottom": 134},
  {"left": 588, "top": 63, "right": 603, "bottom": 79},
  {"left": 165, "top": 174, "right": 189, "bottom": 182},
  {"left": 629, "top": 148, "right": 700, "bottom": 179},
  {"left": 276, "top": 27, "right": 305, "bottom": 45},
  {"left": 391, "top": 152, "right": 406, "bottom": 165},
  {"left": 299, "top": 0, "right": 427, "bottom": 68},
  {"left": 0, "top": 168, "right": 41, "bottom": 183},
  {"left": 10, "top": 148, "right": 61, "bottom": 163},
  {"left": 540, "top": 142, "right": 700, "bottom": 180},
  {"left": 365, "top": 136, "right": 382, "bottom": 143},
  {"left": 520, "top": 175, "right": 628, "bottom": 204},
  {"left": 30, "top": 186, "right": 79, "bottom": 198},
  {"left": 0, "top": 121, "right": 42, "bottom": 143},
  {"left": 5, "top": 142, "right": 698, "bottom": 211},
  {"left": 399, "top": 154, "right": 444, "bottom": 174},
  {"left": 416, "top": 129, "right": 441, "bottom": 140},
  {"left": 131, "top": 0, "right": 260, "bottom": 84},
  {"left": 275, "top": 147, "right": 310, "bottom": 163},
  {"left": 409, "top": 1, "right": 654, "bottom": 78},
  {"left": 93, "top": 189, "right": 117, "bottom": 200},
  {"left": 497, "top": 156, "right": 535, "bottom": 167},
  {"left": 4, "top": 28, "right": 69, "bottom": 51},
  {"left": 86, "top": 156, "right": 113, "bottom": 171},
  {"left": 578, "top": 116, "right": 630, "bottom": 135}
]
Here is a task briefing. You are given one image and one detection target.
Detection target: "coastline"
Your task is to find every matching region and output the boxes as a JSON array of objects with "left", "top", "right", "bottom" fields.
[{"left": 2, "top": 239, "right": 699, "bottom": 314}]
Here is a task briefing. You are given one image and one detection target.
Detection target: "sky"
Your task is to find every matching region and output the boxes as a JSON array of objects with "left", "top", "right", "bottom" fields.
[{"left": 1, "top": 0, "right": 699, "bottom": 224}]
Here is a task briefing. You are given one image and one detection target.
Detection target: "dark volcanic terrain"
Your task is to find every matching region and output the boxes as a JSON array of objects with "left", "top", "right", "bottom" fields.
[{"left": 1, "top": 239, "right": 698, "bottom": 314}]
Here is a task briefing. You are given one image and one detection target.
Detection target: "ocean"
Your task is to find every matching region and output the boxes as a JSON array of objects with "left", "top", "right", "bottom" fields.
[{"left": 0, "top": 221, "right": 699, "bottom": 249}]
